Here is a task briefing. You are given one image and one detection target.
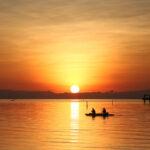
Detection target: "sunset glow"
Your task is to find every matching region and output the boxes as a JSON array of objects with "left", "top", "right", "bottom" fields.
[
  {"left": 0, "top": 0, "right": 150, "bottom": 93},
  {"left": 0, "top": 1, "right": 150, "bottom": 150}
]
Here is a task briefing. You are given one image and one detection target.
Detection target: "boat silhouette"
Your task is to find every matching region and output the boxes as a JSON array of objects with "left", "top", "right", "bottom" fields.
[{"left": 85, "top": 112, "right": 114, "bottom": 117}]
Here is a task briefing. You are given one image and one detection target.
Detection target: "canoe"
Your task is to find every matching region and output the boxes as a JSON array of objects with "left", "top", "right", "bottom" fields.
[{"left": 85, "top": 113, "right": 114, "bottom": 117}]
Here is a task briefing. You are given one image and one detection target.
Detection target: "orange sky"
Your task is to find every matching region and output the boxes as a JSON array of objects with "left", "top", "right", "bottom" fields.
[{"left": 0, "top": 0, "right": 150, "bottom": 92}]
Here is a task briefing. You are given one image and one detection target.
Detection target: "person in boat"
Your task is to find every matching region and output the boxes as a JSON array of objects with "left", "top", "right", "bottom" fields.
[
  {"left": 91, "top": 108, "right": 96, "bottom": 115},
  {"left": 102, "top": 107, "right": 107, "bottom": 114}
]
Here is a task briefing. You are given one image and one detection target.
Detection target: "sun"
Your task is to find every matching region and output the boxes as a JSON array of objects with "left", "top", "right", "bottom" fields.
[{"left": 70, "top": 85, "right": 80, "bottom": 93}]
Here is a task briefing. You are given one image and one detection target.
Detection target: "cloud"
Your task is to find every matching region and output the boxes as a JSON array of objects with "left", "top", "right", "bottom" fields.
[{"left": 0, "top": 0, "right": 150, "bottom": 26}]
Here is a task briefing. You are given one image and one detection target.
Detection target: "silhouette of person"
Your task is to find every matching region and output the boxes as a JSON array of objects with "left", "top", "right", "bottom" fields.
[
  {"left": 91, "top": 108, "right": 96, "bottom": 115},
  {"left": 102, "top": 107, "right": 106, "bottom": 114}
]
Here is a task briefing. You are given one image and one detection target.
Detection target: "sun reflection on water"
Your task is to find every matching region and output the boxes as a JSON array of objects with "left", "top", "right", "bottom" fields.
[
  {"left": 70, "top": 102, "right": 79, "bottom": 142},
  {"left": 71, "top": 102, "right": 79, "bottom": 120}
]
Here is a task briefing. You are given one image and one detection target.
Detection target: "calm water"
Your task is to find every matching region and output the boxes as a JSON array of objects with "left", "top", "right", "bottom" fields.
[{"left": 0, "top": 99, "right": 150, "bottom": 150}]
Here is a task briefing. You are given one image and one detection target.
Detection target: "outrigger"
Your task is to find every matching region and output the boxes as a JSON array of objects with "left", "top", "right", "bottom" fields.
[{"left": 85, "top": 112, "right": 114, "bottom": 117}]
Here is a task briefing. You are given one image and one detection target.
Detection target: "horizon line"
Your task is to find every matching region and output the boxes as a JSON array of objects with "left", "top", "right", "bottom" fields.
[{"left": 0, "top": 89, "right": 150, "bottom": 93}]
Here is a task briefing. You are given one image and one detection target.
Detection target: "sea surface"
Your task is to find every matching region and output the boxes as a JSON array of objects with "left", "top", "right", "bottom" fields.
[{"left": 0, "top": 99, "right": 150, "bottom": 150}]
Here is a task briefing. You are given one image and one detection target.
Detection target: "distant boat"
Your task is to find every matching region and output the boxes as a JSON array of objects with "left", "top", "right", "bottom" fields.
[
  {"left": 85, "top": 112, "right": 114, "bottom": 117},
  {"left": 142, "top": 95, "right": 150, "bottom": 104},
  {"left": 143, "top": 95, "right": 150, "bottom": 100}
]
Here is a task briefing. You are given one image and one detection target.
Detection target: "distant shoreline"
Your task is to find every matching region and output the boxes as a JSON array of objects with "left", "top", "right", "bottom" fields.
[
  {"left": 0, "top": 89, "right": 150, "bottom": 99},
  {"left": 0, "top": 98, "right": 142, "bottom": 99}
]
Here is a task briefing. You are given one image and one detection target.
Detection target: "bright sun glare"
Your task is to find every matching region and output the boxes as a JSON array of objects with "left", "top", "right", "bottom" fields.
[{"left": 70, "top": 85, "right": 80, "bottom": 93}]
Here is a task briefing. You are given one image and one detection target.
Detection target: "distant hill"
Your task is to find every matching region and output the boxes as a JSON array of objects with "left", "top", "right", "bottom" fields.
[{"left": 0, "top": 89, "right": 150, "bottom": 99}]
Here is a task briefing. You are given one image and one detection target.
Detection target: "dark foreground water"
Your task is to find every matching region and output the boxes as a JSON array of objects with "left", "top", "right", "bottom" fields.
[{"left": 0, "top": 99, "right": 150, "bottom": 150}]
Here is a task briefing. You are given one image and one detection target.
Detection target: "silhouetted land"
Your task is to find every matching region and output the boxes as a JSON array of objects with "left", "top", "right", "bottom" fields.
[{"left": 0, "top": 89, "right": 150, "bottom": 99}]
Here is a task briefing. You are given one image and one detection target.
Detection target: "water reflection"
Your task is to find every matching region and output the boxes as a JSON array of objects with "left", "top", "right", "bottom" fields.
[
  {"left": 71, "top": 102, "right": 79, "bottom": 120},
  {"left": 70, "top": 102, "right": 79, "bottom": 143},
  {"left": 0, "top": 100, "right": 150, "bottom": 150}
]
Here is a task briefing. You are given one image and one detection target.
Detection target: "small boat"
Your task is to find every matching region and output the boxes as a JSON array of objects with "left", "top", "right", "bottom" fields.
[{"left": 85, "top": 113, "right": 114, "bottom": 117}]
